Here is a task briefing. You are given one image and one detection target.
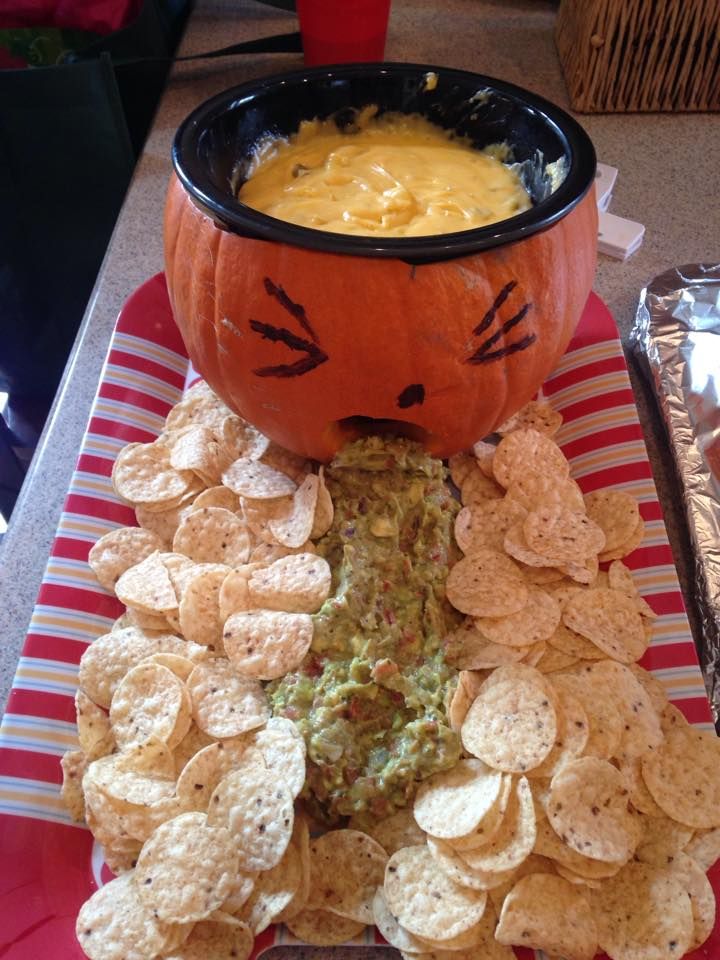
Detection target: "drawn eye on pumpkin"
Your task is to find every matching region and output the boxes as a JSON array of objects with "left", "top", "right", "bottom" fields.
[
  {"left": 464, "top": 280, "right": 535, "bottom": 365},
  {"left": 249, "top": 277, "right": 329, "bottom": 378}
]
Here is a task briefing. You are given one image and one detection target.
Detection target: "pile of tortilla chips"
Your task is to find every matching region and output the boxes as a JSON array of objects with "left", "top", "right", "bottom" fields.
[{"left": 61, "top": 389, "right": 719, "bottom": 960}]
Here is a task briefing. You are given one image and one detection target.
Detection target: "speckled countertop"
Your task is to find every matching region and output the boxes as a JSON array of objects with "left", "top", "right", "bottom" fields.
[{"left": 0, "top": 0, "right": 718, "bottom": 887}]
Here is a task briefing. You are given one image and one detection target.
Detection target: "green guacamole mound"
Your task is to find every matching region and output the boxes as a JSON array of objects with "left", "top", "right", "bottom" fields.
[{"left": 268, "top": 436, "right": 462, "bottom": 821}]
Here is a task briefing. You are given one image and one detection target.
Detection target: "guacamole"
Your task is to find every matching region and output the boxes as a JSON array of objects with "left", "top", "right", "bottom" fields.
[{"left": 268, "top": 437, "right": 462, "bottom": 821}]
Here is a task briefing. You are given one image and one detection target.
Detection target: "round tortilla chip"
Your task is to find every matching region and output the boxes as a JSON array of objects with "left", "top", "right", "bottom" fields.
[
  {"left": 593, "top": 860, "right": 694, "bottom": 960},
  {"left": 176, "top": 736, "right": 264, "bottom": 811},
  {"left": 76, "top": 872, "right": 181, "bottom": 960},
  {"left": 189, "top": 484, "right": 240, "bottom": 513},
  {"left": 222, "top": 458, "right": 297, "bottom": 499},
  {"left": 488, "top": 853, "right": 558, "bottom": 915},
  {"left": 178, "top": 567, "right": 227, "bottom": 651},
  {"left": 626, "top": 662, "right": 667, "bottom": 712},
  {"left": 608, "top": 561, "right": 658, "bottom": 619},
  {"left": 615, "top": 753, "right": 665, "bottom": 817},
  {"left": 671, "top": 852, "right": 716, "bottom": 950},
  {"left": 575, "top": 660, "right": 663, "bottom": 759},
  {"left": 218, "top": 565, "right": 256, "bottom": 622},
  {"left": 445, "top": 549, "right": 527, "bottom": 618},
  {"left": 547, "top": 757, "right": 641, "bottom": 863},
  {"left": 529, "top": 682, "right": 588, "bottom": 777},
  {"left": 550, "top": 672, "right": 622, "bottom": 760},
  {"left": 641, "top": 725, "right": 720, "bottom": 828},
  {"left": 274, "top": 813, "right": 311, "bottom": 924},
  {"left": 503, "top": 520, "right": 558, "bottom": 568},
  {"left": 426, "top": 836, "right": 517, "bottom": 891},
  {"left": 61, "top": 749, "right": 87, "bottom": 823},
  {"left": 448, "top": 451, "right": 478, "bottom": 488},
  {"left": 285, "top": 908, "right": 365, "bottom": 946},
  {"left": 310, "top": 465, "right": 334, "bottom": 539},
  {"left": 448, "top": 677, "right": 473, "bottom": 734},
  {"left": 75, "top": 689, "right": 115, "bottom": 760},
  {"left": 252, "top": 716, "right": 307, "bottom": 798},
  {"left": 445, "top": 775, "right": 513, "bottom": 851},
  {"left": 112, "top": 441, "right": 194, "bottom": 508},
  {"left": 357, "top": 807, "right": 426, "bottom": 857},
  {"left": 307, "top": 829, "right": 388, "bottom": 924},
  {"left": 454, "top": 499, "right": 526, "bottom": 555},
  {"left": 220, "top": 415, "right": 270, "bottom": 462},
  {"left": 584, "top": 489, "right": 640, "bottom": 554},
  {"left": 142, "top": 652, "right": 195, "bottom": 681},
  {"left": 238, "top": 839, "right": 301, "bottom": 933},
  {"left": 115, "top": 551, "right": 178, "bottom": 614},
  {"left": 635, "top": 814, "right": 693, "bottom": 867},
  {"left": 532, "top": 645, "right": 579, "bottom": 674},
  {"left": 461, "top": 664, "right": 557, "bottom": 773},
  {"left": 135, "top": 812, "right": 239, "bottom": 923},
  {"left": 384, "top": 845, "right": 487, "bottom": 940},
  {"left": 495, "top": 873, "right": 597, "bottom": 960},
  {"left": 207, "top": 764, "right": 294, "bottom": 871},
  {"left": 473, "top": 586, "right": 561, "bottom": 647},
  {"left": 496, "top": 400, "right": 563, "bottom": 437},
  {"left": 533, "top": 816, "right": 622, "bottom": 880},
  {"left": 223, "top": 609, "right": 314, "bottom": 680},
  {"left": 471, "top": 440, "right": 496, "bottom": 478},
  {"left": 79, "top": 627, "right": 206, "bottom": 709},
  {"left": 598, "top": 515, "right": 646, "bottom": 562},
  {"left": 523, "top": 504, "right": 606, "bottom": 565},
  {"left": 109, "top": 661, "right": 191, "bottom": 750},
  {"left": 685, "top": 826, "right": 720, "bottom": 872},
  {"left": 493, "top": 428, "right": 570, "bottom": 490},
  {"left": 268, "top": 474, "right": 319, "bottom": 547},
  {"left": 165, "top": 380, "right": 231, "bottom": 433},
  {"left": 414, "top": 758, "right": 502, "bottom": 840},
  {"left": 459, "top": 776, "right": 536, "bottom": 873},
  {"left": 89, "top": 526, "right": 163, "bottom": 593},
  {"left": 373, "top": 886, "right": 431, "bottom": 953},
  {"left": 459, "top": 468, "right": 504, "bottom": 507},
  {"left": 504, "top": 473, "right": 584, "bottom": 513},
  {"left": 135, "top": 502, "right": 186, "bottom": 548},
  {"left": 563, "top": 588, "right": 648, "bottom": 663},
  {"left": 547, "top": 619, "right": 605, "bottom": 660},
  {"left": 247, "top": 553, "right": 331, "bottom": 613},
  {"left": 172, "top": 507, "right": 251, "bottom": 566},
  {"left": 187, "top": 659, "right": 269, "bottom": 738},
  {"left": 168, "top": 424, "right": 229, "bottom": 486},
  {"left": 445, "top": 621, "right": 531, "bottom": 669},
  {"left": 161, "top": 920, "right": 253, "bottom": 960}
]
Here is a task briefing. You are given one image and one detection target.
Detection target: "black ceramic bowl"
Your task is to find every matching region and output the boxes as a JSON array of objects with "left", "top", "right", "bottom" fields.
[{"left": 172, "top": 61, "right": 596, "bottom": 262}]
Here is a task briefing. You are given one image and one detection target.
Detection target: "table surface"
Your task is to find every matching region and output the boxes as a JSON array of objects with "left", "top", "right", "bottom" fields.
[{"left": 1, "top": 0, "right": 719, "bottom": 820}]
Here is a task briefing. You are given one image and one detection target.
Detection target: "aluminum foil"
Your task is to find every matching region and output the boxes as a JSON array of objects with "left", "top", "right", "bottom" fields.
[{"left": 630, "top": 263, "right": 720, "bottom": 724}]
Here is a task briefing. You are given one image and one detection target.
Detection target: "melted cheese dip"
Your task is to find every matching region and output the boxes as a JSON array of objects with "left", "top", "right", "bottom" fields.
[{"left": 238, "top": 110, "right": 531, "bottom": 237}]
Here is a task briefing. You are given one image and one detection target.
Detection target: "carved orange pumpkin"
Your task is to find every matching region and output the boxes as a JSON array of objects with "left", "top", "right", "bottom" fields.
[
  {"left": 164, "top": 65, "right": 598, "bottom": 462},
  {"left": 165, "top": 178, "right": 596, "bottom": 462}
]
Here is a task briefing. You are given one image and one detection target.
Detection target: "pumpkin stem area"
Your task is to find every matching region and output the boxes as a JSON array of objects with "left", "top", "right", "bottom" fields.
[{"left": 335, "top": 416, "right": 430, "bottom": 447}]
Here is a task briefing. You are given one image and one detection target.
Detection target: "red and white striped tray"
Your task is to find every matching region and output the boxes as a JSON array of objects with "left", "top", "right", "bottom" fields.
[{"left": 0, "top": 274, "right": 716, "bottom": 959}]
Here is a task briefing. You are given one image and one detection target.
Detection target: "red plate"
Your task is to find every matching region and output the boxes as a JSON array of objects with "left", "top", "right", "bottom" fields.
[{"left": 0, "top": 274, "right": 716, "bottom": 959}]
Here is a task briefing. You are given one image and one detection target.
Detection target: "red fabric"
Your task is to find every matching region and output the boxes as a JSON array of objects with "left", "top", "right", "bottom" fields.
[{"left": 0, "top": 0, "right": 143, "bottom": 33}]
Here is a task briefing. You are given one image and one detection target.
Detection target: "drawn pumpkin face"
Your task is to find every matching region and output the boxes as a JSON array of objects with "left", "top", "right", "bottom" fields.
[{"left": 164, "top": 176, "right": 597, "bottom": 462}]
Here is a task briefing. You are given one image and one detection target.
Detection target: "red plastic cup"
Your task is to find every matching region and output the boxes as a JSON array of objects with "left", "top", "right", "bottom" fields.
[{"left": 296, "top": 0, "right": 391, "bottom": 66}]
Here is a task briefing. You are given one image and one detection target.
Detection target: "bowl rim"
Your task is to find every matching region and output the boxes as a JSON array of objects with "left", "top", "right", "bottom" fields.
[{"left": 172, "top": 61, "right": 597, "bottom": 261}]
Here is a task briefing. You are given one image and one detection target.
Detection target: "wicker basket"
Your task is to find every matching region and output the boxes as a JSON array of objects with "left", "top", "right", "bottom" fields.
[{"left": 555, "top": 0, "right": 720, "bottom": 113}]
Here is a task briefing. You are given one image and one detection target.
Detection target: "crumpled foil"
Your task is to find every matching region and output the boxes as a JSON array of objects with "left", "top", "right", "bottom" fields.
[{"left": 630, "top": 263, "right": 720, "bottom": 724}]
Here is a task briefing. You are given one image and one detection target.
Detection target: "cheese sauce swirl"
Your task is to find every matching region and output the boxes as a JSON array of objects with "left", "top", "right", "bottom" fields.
[{"left": 239, "top": 109, "right": 531, "bottom": 237}]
